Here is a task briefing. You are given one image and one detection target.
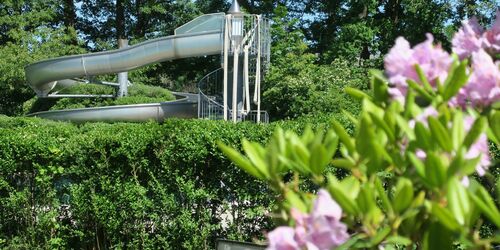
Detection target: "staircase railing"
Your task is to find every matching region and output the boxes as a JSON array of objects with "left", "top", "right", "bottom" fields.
[
  {"left": 198, "top": 68, "right": 269, "bottom": 123},
  {"left": 198, "top": 68, "right": 225, "bottom": 120}
]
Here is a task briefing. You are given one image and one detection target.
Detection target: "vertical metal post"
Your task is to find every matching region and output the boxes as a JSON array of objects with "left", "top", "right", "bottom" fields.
[
  {"left": 256, "top": 16, "right": 262, "bottom": 123},
  {"left": 197, "top": 89, "right": 201, "bottom": 118},
  {"left": 232, "top": 47, "right": 239, "bottom": 123},
  {"left": 117, "top": 39, "right": 128, "bottom": 97},
  {"left": 244, "top": 46, "right": 250, "bottom": 113},
  {"left": 223, "top": 16, "right": 230, "bottom": 121}
]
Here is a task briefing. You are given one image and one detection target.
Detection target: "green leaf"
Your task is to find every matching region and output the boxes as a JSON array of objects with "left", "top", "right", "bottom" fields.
[
  {"left": 408, "top": 152, "right": 426, "bottom": 180},
  {"left": 369, "top": 113, "right": 395, "bottom": 142},
  {"left": 425, "top": 152, "right": 447, "bottom": 187},
  {"left": 356, "top": 115, "right": 375, "bottom": 158},
  {"left": 463, "top": 117, "right": 487, "bottom": 148},
  {"left": 396, "top": 115, "right": 415, "bottom": 140},
  {"left": 392, "top": 178, "right": 414, "bottom": 213},
  {"left": 451, "top": 112, "right": 464, "bottom": 150},
  {"left": 497, "top": 178, "right": 500, "bottom": 203},
  {"left": 447, "top": 178, "right": 469, "bottom": 225},
  {"left": 423, "top": 221, "right": 454, "bottom": 250},
  {"left": 415, "top": 64, "right": 434, "bottom": 93},
  {"left": 446, "top": 148, "right": 465, "bottom": 178},
  {"left": 431, "top": 202, "right": 461, "bottom": 231},
  {"left": 428, "top": 117, "right": 453, "bottom": 152},
  {"left": 309, "top": 144, "right": 328, "bottom": 175},
  {"left": 327, "top": 174, "right": 359, "bottom": 215},
  {"left": 489, "top": 111, "right": 500, "bottom": 144},
  {"left": 339, "top": 176, "right": 361, "bottom": 200},
  {"left": 414, "top": 122, "right": 432, "bottom": 149},
  {"left": 331, "top": 159, "right": 355, "bottom": 169},
  {"left": 342, "top": 110, "right": 359, "bottom": 126},
  {"left": 442, "top": 59, "right": 469, "bottom": 101},
  {"left": 323, "top": 131, "right": 339, "bottom": 161},
  {"left": 384, "top": 236, "right": 412, "bottom": 246},
  {"left": 336, "top": 234, "right": 366, "bottom": 250},
  {"left": 368, "top": 226, "right": 391, "bottom": 246},
  {"left": 345, "top": 87, "right": 372, "bottom": 101},
  {"left": 407, "top": 79, "right": 433, "bottom": 101},
  {"left": 370, "top": 69, "right": 389, "bottom": 103},
  {"left": 357, "top": 182, "right": 376, "bottom": 213},
  {"left": 242, "top": 140, "right": 270, "bottom": 178},
  {"left": 404, "top": 88, "right": 416, "bottom": 119},
  {"left": 285, "top": 191, "right": 307, "bottom": 212},
  {"left": 475, "top": 185, "right": 500, "bottom": 227},
  {"left": 374, "top": 176, "right": 393, "bottom": 215},
  {"left": 331, "top": 119, "right": 355, "bottom": 154},
  {"left": 218, "top": 142, "right": 267, "bottom": 180}
]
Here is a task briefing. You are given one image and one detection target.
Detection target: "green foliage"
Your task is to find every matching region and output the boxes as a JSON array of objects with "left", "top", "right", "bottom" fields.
[
  {"left": 262, "top": 6, "right": 371, "bottom": 120},
  {"left": 0, "top": 1, "right": 85, "bottom": 115},
  {"left": 0, "top": 113, "right": 352, "bottom": 248},
  {"left": 264, "top": 59, "right": 369, "bottom": 119},
  {"left": 22, "top": 83, "right": 175, "bottom": 114},
  {"left": 221, "top": 57, "right": 500, "bottom": 248}
]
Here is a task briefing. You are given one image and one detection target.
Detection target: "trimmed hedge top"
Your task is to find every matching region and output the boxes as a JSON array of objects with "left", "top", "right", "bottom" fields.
[{"left": 22, "top": 83, "right": 176, "bottom": 114}]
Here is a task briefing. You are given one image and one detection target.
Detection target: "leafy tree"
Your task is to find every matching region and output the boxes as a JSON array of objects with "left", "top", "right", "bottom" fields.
[
  {"left": 0, "top": 0, "right": 84, "bottom": 115},
  {"left": 262, "top": 6, "right": 369, "bottom": 119}
]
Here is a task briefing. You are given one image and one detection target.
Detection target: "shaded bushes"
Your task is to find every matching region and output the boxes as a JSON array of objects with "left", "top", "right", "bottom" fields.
[
  {"left": 0, "top": 114, "right": 496, "bottom": 248},
  {"left": 263, "top": 59, "right": 370, "bottom": 119},
  {"left": 0, "top": 114, "right": 351, "bottom": 249},
  {"left": 23, "top": 83, "right": 176, "bottom": 114}
]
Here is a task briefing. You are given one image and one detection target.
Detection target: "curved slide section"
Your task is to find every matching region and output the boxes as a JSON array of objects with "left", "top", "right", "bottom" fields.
[
  {"left": 27, "top": 93, "right": 198, "bottom": 123},
  {"left": 24, "top": 13, "right": 224, "bottom": 123},
  {"left": 25, "top": 13, "right": 224, "bottom": 96}
]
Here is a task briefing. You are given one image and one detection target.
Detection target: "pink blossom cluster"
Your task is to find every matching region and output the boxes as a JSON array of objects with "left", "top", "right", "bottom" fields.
[
  {"left": 409, "top": 107, "right": 490, "bottom": 177},
  {"left": 384, "top": 11, "right": 500, "bottom": 108},
  {"left": 267, "top": 190, "right": 349, "bottom": 250},
  {"left": 384, "top": 34, "right": 452, "bottom": 103},
  {"left": 452, "top": 11, "right": 500, "bottom": 59},
  {"left": 453, "top": 50, "right": 500, "bottom": 108}
]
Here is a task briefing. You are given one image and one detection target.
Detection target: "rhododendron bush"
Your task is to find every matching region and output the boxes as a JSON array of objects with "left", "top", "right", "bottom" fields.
[{"left": 220, "top": 12, "right": 500, "bottom": 250}]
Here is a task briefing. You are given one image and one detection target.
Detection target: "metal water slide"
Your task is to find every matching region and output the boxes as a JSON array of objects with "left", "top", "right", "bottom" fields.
[{"left": 24, "top": 13, "right": 225, "bottom": 122}]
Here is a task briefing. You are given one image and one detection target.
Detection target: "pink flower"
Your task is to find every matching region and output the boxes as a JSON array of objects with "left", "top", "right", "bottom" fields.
[
  {"left": 385, "top": 34, "right": 452, "bottom": 101},
  {"left": 291, "top": 190, "right": 349, "bottom": 250},
  {"left": 267, "top": 190, "right": 350, "bottom": 250},
  {"left": 452, "top": 17, "right": 484, "bottom": 59},
  {"left": 453, "top": 11, "right": 500, "bottom": 58},
  {"left": 267, "top": 227, "right": 300, "bottom": 250},
  {"left": 311, "top": 190, "right": 342, "bottom": 220},
  {"left": 304, "top": 190, "right": 349, "bottom": 249},
  {"left": 465, "top": 49, "right": 500, "bottom": 108},
  {"left": 483, "top": 10, "right": 500, "bottom": 54}
]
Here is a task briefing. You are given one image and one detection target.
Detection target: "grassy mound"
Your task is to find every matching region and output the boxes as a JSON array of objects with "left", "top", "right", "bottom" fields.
[{"left": 23, "top": 83, "right": 176, "bottom": 114}]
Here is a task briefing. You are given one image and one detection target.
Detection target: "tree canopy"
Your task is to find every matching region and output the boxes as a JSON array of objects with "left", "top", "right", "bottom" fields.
[{"left": 0, "top": 0, "right": 497, "bottom": 116}]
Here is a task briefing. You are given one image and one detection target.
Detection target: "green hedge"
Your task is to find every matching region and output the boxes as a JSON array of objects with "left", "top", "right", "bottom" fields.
[
  {"left": 0, "top": 114, "right": 496, "bottom": 249},
  {"left": 0, "top": 114, "right": 354, "bottom": 249}
]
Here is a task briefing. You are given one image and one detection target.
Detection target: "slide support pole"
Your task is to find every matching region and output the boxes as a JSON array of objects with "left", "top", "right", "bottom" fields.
[{"left": 117, "top": 39, "right": 129, "bottom": 97}]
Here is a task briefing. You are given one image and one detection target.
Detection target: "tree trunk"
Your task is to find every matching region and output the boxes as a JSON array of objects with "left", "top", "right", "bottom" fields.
[
  {"left": 386, "top": 0, "right": 401, "bottom": 25},
  {"left": 62, "top": 0, "right": 77, "bottom": 44},
  {"left": 134, "top": 0, "right": 145, "bottom": 38},
  {"left": 62, "top": 0, "right": 76, "bottom": 28},
  {"left": 116, "top": 0, "right": 126, "bottom": 40},
  {"left": 237, "top": 0, "right": 253, "bottom": 13}
]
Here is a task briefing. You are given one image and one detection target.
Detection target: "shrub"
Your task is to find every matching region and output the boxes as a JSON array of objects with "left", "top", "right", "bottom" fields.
[
  {"left": 263, "top": 60, "right": 370, "bottom": 120},
  {"left": 220, "top": 14, "right": 500, "bottom": 249},
  {"left": 0, "top": 114, "right": 352, "bottom": 249},
  {"left": 23, "top": 83, "right": 176, "bottom": 114}
]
